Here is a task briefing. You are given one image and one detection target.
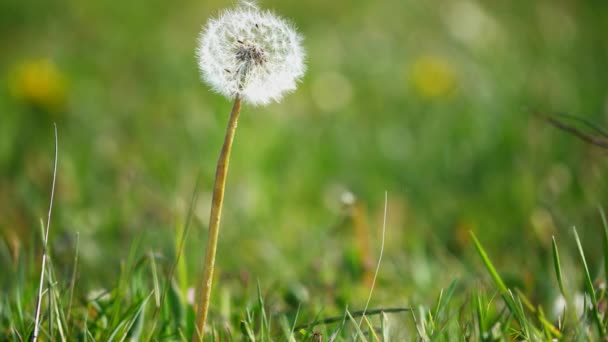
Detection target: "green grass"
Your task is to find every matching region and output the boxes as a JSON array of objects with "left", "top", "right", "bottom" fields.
[{"left": 3, "top": 203, "right": 608, "bottom": 340}]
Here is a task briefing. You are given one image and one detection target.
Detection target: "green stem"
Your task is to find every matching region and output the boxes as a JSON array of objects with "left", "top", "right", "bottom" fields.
[{"left": 193, "top": 96, "right": 242, "bottom": 341}]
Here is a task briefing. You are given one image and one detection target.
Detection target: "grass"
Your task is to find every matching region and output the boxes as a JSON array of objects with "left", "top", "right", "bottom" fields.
[
  {"left": 2, "top": 0, "right": 608, "bottom": 341},
  {"left": 3, "top": 176, "right": 608, "bottom": 340}
]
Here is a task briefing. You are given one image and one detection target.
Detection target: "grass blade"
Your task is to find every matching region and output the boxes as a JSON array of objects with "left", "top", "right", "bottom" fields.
[
  {"left": 148, "top": 252, "right": 161, "bottom": 309},
  {"left": 381, "top": 312, "right": 389, "bottom": 342},
  {"left": 551, "top": 236, "right": 567, "bottom": 298},
  {"left": 358, "top": 191, "right": 388, "bottom": 329},
  {"left": 106, "top": 292, "right": 152, "bottom": 342},
  {"left": 33, "top": 123, "right": 59, "bottom": 342},
  {"left": 346, "top": 309, "right": 367, "bottom": 342},
  {"left": 470, "top": 232, "right": 507, "bottom": 294},
  {"left": 470, "top": 232, "right": 534, "bottom": 337},
  {"left": 256, "top": 280, "right": 269, "bottom": 340},
  {"left": 327, "top": 308, "right": 349, "bottom": 342},
  {"left": 362, "top": 315, "right": 379, "bottom": 341},
  {"left": 573, "top": 227, "right": 605, "bottom": 339},
  {"left": 435, "top": 280, "right": 457, "bottom": 321},
  {"left": 294, "top": 307, "right": 410, "bottom": 331},
  {"left": 239, "top": 319, "right": 255, "bottom": 342},
  {"left": 66, "top": 232, "right": 80, "bottom": 331},
  {"left": 599, "top": 207, "right": 608, "bottom": 290},
  {"left": 288, "top": 303, "right": 301, "bottom": 342}
]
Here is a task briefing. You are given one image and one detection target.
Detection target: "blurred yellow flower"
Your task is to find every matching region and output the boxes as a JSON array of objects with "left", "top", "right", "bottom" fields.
[
  {"left": 9, "top": 58, "right": 67, "bottom": 113},
  {"left": 409, "top": 55, "right": 457, "bottom": 99}
]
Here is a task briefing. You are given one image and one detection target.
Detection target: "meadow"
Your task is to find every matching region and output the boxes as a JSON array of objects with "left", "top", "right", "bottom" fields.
[{"left": 1, "top": 0, "right": 608, "bottom": 340}]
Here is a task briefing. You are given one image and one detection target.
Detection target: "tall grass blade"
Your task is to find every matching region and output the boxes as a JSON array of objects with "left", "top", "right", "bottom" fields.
[
  {"left": 470, "top": 232, "right": 534, "bottom": 337},
  {"left": 148, "top": 252, "right": 161, "bottom": 309},
  {"left": 47, "top": 261, "right": 68, "bottom": 341},
  {"left": 470, "top": 232, "right": 508, "bottom": 294},
  {"left": 328, "top": 308, "right": 349, "bottom": 342},
  {"left": 362, "top": 315, "right": 379, "bottom": 341},
  {"left": 33, "top": 123, "right": 59, "bottom": 342},
  {"left": 66, "top": 232, "right": 80, "bottom": 331},
  {"left": 346, "top": 309, "right": 367, "bottom": 342},
  {"left": 435, "top": 280, "right": 457, "bottom": 320},
  {"left": 358, "top": 191, "right": 388, "bottom": 329},
  {"left": 573, "top": 227, "right": 605, "bottom": 338},
  {"left": 551, "top": 236, "right": 567, "bottom": 298},
  {"left": 288, "top": 302, "right": 301, "bottom": 342},
  {"left": 381, "top": 312, "right": 389, "bottom": 342},
  {"left": 239, "top": 319, "right": 255, "bottom": 342},
  {"left": 599, "top": 207, "right": 608, "bottom": 289},
  {"left": 256, "top": 280, "right": 269, "bottom": 340},
  {"left": 294, "top": 307, "right": 410, "bottom": 331}
]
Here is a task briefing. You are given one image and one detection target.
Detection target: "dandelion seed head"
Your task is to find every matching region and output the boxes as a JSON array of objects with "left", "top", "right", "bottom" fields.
[{"left": 197, "top": 2, "right": 305, "bottom": 106}]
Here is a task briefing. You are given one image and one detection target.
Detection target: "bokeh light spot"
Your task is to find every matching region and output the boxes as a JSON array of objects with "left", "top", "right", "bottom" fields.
[
  {"left": 9, "top": 58, "right": 68, "bottom": 113},
  {"left": 409, "top": 55, "right": 457, "bottom": 99},
  {"left": 311, "top": 71, "right": 353, "bottom": 112}
]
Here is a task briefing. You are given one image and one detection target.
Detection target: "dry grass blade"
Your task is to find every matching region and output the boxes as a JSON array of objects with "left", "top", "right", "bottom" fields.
[
  {"left": 358, "top": 191, "right": 388, "bottom": 330},
  {"left": 32, "top": 123, "right": 59, "bottom": 342},
  {"left": 32, "top": 124, "right": 59, "bottom": 342},
  {"left": 535, "top": 111, "right": 608, "bottom": 149},
  {"left": 295, "top": 307, "right": 410, "bottom": 331}
]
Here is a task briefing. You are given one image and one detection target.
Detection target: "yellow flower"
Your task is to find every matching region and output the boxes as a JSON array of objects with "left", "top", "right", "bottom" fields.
[
  {"left": 409, "top": 55, "right": 457, "bottom": 99},
  {"left": 9, "top": 58, "right": 67, "bottom": 113}
]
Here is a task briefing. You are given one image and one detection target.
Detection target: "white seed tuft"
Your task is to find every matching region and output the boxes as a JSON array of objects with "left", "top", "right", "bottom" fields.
[{"left": 196, "top": 2, "right": 306, "bottom": 106}]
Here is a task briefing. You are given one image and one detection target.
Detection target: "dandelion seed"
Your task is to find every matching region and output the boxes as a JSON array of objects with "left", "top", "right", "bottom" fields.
[{"left": 196, "top": 1, "right": 305, "bottom": 106}]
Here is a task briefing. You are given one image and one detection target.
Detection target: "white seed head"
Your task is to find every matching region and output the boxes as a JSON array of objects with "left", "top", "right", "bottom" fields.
[{"left": 197, "top": 2, "right": 306, "bottom": 106}]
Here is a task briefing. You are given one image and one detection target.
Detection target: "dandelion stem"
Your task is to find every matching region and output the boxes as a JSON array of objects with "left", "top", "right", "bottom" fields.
[{"left": 193, "top": 95, "right": 242, "bottom": 341}]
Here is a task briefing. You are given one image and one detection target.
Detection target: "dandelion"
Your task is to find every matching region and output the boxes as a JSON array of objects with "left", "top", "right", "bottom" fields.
[
  {"left": 409, "top": 55, "right": 457, "bottom": 99},
  {"left": 196, "top": 1, "right": 305, "bottom": 106},
  {"left": 192, "top": 1, "right": 305, "bottom": 340},
  {"left": 9, "top": 58, "right": 67, "bottom": 113}
]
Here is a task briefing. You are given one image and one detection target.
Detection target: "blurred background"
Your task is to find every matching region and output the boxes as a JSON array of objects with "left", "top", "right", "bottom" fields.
[{"left": 1, "top": 0, "right": 608, "bottom": 314}]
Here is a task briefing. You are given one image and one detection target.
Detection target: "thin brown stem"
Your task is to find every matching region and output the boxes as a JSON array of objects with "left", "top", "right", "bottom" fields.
[
  {"left": 193, "top": 96, "right": 242, "bottom": 341},
  {"left": 535, "top": 111, "right": 608, "bottom": 149},
  {"left": 294, "top": 307, "right": 411, "bottom": 331}
]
